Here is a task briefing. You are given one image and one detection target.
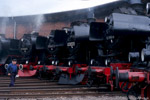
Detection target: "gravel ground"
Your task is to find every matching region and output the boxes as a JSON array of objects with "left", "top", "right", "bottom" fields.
[{"left": 8, "top": 96, "right": 134, "bottom": 100}]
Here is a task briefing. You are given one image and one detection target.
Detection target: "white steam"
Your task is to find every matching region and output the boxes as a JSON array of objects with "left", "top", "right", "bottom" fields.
[{"left": 33, "top": 15, "right": 45, "bottom": 32}]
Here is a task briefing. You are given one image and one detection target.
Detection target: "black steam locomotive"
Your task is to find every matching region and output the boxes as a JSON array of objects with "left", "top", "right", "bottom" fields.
[
  {"left": 90, "top": 13, "right": 149, "bottom": 65},
  {"left": 0, "top": 34, "right": 21, "bottom": 74},
  {"left": 18, "top": 32, "right": 48, "bottom": 65}
]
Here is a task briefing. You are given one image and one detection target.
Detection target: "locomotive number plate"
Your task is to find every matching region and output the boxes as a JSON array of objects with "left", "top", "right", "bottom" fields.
[
  {"left": 67, "top": 42, "right": 75, "bottom": 47},
  {"left": 21, "top": 48, "right": 28, "bottom": 52}
]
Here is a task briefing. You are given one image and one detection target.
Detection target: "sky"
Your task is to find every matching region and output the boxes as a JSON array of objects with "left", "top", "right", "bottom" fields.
[{"left": 0, "top": 0, "right": 119, "bottom": 17}]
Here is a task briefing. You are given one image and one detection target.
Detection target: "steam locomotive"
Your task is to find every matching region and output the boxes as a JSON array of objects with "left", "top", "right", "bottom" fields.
[
  {"left": 18, "top": 32, "right": 48, "bottom": 65},
  {"left": 17, "top": 32, "right": 49, "bottom": 77},
  {"left": 0, "top": 0, "right": 150, "bottom": 99},
  {"left": 0, "top": 32, "right": 48, "bottom": 76},
  {"left": 0, "top": 34, "right": 21, "bottom": 75}
]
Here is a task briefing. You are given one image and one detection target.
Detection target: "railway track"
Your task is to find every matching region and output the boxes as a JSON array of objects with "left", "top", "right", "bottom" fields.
[{"left": 0, "top": 76, "right": 125, "bottom": 99}]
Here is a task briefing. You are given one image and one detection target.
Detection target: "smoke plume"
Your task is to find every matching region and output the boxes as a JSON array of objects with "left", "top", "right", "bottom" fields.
[{"left": 33, "top": 15, "right": 45, "bottom": 32}]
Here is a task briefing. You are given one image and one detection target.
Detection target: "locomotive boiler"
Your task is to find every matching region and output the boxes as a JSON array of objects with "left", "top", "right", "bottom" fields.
[
  {"left": 89, "top": 13, "right": 149, "bottom": 65},
  {"left": 0, "top": 34, "right": 21, "bottom": 64},
  {"left": 18, "top": 31, "right": 48, "bottom": 65},
  {"left": 17, "top": 31, "right": 49, "bottom": 77},
  {"left": 0, "top": 34, "right": 21, "bottom": 75},
  {"left": 47, "top": 21, "right": 93, "bottom": 66},
  {"left": 47, "top": 30, "right": 69, "bottom": 65}
]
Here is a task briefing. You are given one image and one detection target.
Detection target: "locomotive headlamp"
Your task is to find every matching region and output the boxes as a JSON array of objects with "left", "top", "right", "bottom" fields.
[
  {"left": 52, "top": 61, "right": 55, "bottom": 65},
  {"left": 38, "top": 61, "right": 41, "bottom": 65},
  {"left": 26, "top": 61, "right": 29, "bottom": 64},
  {"left": 21, "top": 38, "right": 24, "bottom": 41}
]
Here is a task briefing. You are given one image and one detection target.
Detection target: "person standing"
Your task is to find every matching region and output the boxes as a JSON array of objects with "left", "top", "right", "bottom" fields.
[{"left": 7, "top": 59, "right": 18, "bottom": 87}]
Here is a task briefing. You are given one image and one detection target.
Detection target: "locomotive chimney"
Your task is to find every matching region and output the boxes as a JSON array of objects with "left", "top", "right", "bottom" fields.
[
  {"left": 128, "top": 0, "right": 142, "bottom": 4},
  {"left": 146, "top": 3, "right": 150, "bottom": 15},
  {"left": 87, "top": 8, "right": 96, "bottom": 24},
  {"left": 128, "top": 0, "right": 144, "bottom": 15}
]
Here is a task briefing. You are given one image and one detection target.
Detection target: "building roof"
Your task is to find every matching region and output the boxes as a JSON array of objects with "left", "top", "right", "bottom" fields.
[{"left": 0, "top": 1, "right": 128, "bottom": 24}]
